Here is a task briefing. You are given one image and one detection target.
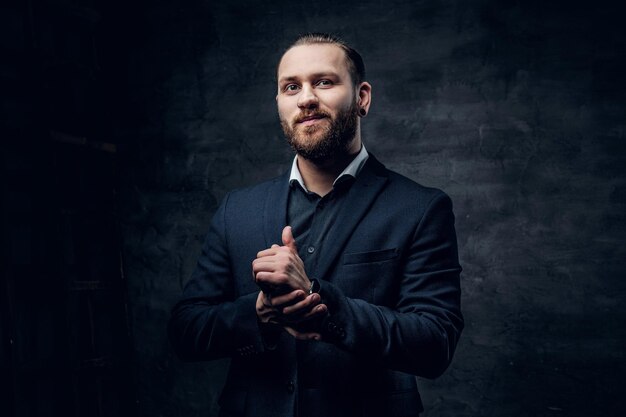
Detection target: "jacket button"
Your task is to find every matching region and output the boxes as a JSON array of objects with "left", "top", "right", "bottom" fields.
[{"left": 286, "top": 381, "right": 295, "bottom": 393}]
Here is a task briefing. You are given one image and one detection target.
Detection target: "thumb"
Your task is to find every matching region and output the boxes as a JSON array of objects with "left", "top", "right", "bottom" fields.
[{"left": 282, "top": 226, "right": 298, "bottom": 252}]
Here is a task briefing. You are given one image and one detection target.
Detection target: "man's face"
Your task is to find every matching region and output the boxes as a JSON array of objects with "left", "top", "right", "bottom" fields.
[{"left": 276, "top": 44, "right": 359, "bottom": 163}]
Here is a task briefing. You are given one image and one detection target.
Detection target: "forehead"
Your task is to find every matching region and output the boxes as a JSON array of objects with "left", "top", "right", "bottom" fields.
[{"left": 277, "top": 44, "right": 350, "bottom": 81}]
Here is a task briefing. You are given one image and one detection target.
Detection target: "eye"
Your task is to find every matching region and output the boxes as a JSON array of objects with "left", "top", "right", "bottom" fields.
[
  {"left": 283, "top": 84, "right": 300, "bottom": 93},
  {"left": 316, "top": 79, "right": 333, "bottom": 87}
]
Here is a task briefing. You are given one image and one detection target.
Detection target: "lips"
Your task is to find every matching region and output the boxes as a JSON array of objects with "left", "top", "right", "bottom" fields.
[{"left": 295, "top": 113, "right": 327, "bottom": 126}]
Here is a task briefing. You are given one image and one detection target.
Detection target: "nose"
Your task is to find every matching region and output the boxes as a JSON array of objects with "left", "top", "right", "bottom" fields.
[{"left": 297, "top": 84, "right": 318, "bottom": 109}]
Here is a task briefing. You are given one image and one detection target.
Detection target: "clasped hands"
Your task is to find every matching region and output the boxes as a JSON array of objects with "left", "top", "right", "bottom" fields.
[{"left": 253, "top": 226, "right": 327, "bottom": 341}]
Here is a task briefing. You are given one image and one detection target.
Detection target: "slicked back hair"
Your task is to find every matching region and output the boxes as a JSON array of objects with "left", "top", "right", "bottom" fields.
[{"left": 280, "top": 33, "right": 366, "bottom": 86}]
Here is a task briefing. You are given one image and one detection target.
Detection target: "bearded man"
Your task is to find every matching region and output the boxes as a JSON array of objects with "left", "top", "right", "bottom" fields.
[{"left": 169, "top": 33, "right": 463, "bottom": 417}]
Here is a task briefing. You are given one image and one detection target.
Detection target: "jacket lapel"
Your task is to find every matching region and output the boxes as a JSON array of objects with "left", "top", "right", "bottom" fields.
[
  {"left": 263, "top": 172, "right": 290, "bottom": 248},
  {"left": 313, "top": 155, "right": 389, "bottom": 282}
]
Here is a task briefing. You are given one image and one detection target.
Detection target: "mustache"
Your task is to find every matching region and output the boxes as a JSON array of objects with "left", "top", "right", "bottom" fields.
[{"left": 294, "top": 110, "right": 331, "bottom": 124}]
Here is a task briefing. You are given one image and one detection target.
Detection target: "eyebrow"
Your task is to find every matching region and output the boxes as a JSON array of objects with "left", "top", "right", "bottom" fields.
[{"left": 278, "top": 72, "right": 340, "bottom": 84}]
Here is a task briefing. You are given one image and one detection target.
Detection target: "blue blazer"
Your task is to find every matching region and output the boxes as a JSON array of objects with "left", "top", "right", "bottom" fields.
[{"left": 169, "top": 155, "right": 463, "bottom": 417}]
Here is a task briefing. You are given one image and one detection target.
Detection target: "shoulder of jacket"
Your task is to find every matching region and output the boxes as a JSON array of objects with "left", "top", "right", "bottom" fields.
[{"left": 368, "top": 153, "right": 445, "bottom": 198}]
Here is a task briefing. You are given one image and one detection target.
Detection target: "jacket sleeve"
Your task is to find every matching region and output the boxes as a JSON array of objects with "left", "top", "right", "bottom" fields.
[
  {"left": 317, "top": 192, "right": 463, "bottom": 379},
  {"left": 168, "top": 192, "right": 266, "bottom": 361}
]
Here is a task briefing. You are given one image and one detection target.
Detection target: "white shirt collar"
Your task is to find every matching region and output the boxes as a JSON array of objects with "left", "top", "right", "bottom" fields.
[{"left": 289, "top": 145, "right": 369, "bottom": 192}]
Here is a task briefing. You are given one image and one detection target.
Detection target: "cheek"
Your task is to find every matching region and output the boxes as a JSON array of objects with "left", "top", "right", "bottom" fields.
[
  {"left": 276, "top": 106, "right": 288, "bottom": 122},
  {"left": 277, "top": 99, "right": 296, "bottom": 120},
  {"left": 323, "top": 92, "right": 355, "bottom": 111}
]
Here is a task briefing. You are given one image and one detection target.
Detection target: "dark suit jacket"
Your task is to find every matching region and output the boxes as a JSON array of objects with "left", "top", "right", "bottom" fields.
[{"left": 169, "top": 155, "right": 463, "bottom": 417}]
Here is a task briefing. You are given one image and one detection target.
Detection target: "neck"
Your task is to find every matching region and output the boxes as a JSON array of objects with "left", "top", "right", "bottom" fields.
[{"left": 297, "top": 136, "right": 361, "bottom": 196}]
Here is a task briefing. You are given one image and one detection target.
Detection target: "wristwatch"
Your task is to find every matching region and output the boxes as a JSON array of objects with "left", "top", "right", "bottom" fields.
[{"left": 308, "top": 279, "right": 320, "bottom": 295}]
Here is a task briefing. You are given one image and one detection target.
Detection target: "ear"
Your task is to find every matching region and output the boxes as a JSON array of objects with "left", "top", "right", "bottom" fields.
[{"left": 357, "top": 82, "right": 372, "bottom": 113}]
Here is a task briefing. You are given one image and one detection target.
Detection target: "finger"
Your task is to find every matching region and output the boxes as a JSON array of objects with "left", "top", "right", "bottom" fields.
[
  {"left": 269, "top": 289, "right": 306, "bottom": 307},
  {"left": 261, "top": 291, "right": 274, "bottom": 308},
  {"left": 300, "top": 303, "right": 328, "bottom": 320},
  {"left": 255, "top": 271, "right": 290, "bottom": 288},
  {"left": 256, "top": 292, "right": 279, "bottom": 322},
  {"left": 254, "top": 278, "right": 279, "bottom": 295},
  {"left": 257, "top": 247, "right": 279, "bottom": 258},
  {"left": 282, "top": 226, "right": 298, "bottom": 253},
  {"left": 283, "top": 326, "right": 321, "bottom": 341},
  {"left": 258, "top": 309, "right": 278, "bottom": 321},
  {"left": 281, "top": 293, "right": 320, "bottom": 315},
  {"left": 281, "top": 303, "right": 327, "bottom": 325},
  {"left": 252, "top": 259, "right": 277, "bottom": 274},
  {"left": 257, "top": 291, "right": 276, "bottom": 309},
  {"left": 288, "top": 303, "right": 327, "bottom": 322}
]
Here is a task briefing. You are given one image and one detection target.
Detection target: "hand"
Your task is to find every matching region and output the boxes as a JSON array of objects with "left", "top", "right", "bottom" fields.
[
  {"left": 269, "top": 288, "right": 328, "bottom": 323},
  {"left": 281, "top": 293, "right": 327, "bottom": 341},
  {"left": 255, "top": 288, "right": 310, "bottom": 324},
  {"left": 252, "top": 226, "right": 311, "bottom": 295},
  {"left": 256, "top": 287, "right": 327, "bottom": 324},
  {"left": 253, "top": 226, "right": 328, "bottom": 340},
  {"left": 255, "top": 291, "right": 278, "bottom": 324},
  {"left": 255, "top": 289, "right": 327, "bottom": 341}
]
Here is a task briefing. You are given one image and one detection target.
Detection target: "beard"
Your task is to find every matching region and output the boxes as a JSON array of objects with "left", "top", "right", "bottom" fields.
[{"left": 280, "top": 101, "right": 359, "bottom": 165}]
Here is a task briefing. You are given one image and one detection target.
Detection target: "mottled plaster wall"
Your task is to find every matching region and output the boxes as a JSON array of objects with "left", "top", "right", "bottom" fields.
[{"left": 117, "top": 1, "right": 626, "bottom": 416}]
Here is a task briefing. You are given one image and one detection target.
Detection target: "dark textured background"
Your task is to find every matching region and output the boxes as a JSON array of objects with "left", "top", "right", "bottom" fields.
[
  {"left": 117, "top": 1, "right": 626, "bottom": 416},
  {"left": 3, "top": 0, "right": 626, "bottom": 416}
]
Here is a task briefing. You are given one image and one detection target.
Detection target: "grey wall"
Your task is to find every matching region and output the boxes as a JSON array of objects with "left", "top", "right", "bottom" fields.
[{"left": 117, "top": 1, "right": 626, "bottom": 416}]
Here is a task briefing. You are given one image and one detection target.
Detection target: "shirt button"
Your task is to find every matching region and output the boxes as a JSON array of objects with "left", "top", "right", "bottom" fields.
[
  {"left": 307, "top": 246, "right": 315, "bottom": 254},
  {"left": 287, "top": 381, "right": 295, "bottom": 393}
]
